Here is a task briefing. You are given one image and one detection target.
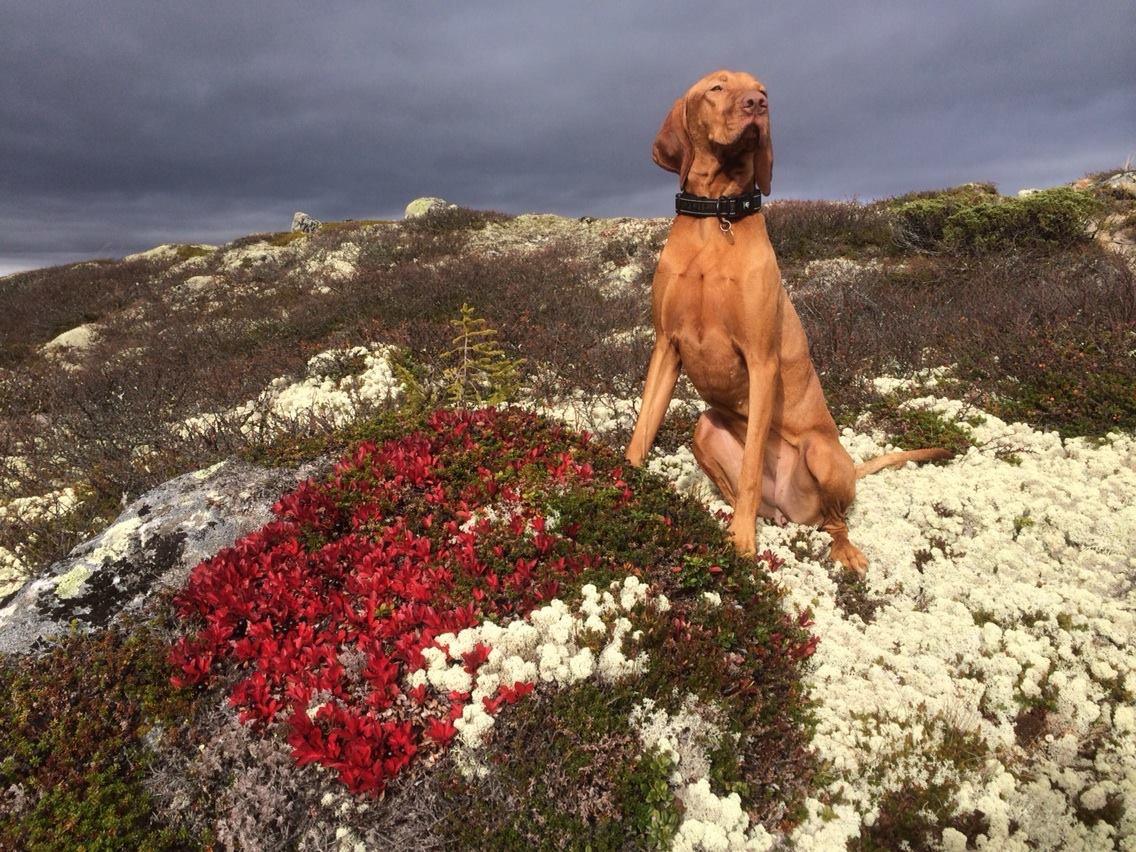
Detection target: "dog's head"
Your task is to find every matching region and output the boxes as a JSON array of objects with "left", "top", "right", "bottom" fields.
[{"left": 652, "top": 69, "right": 773, "bottom": 196}]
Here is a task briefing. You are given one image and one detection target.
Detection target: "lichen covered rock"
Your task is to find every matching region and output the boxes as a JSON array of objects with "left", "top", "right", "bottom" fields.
[
  {"left": 404, "top": 196, "right": 456, "bottom": 219},
  {"left": 0, "top": 456, "right": 329, "bottom": 655}
]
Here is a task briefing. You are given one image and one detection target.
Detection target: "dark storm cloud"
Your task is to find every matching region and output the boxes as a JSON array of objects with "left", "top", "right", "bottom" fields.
[{"left": 2, "top": 0, "right": 1133, "bottom": 271}]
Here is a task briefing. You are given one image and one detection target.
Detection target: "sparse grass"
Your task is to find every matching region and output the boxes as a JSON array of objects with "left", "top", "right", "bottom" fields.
[
  {"left": 795, "top": 245, "right": 1135, "bottom": 436},
  {"left": 239, "top": 403, "right": 412, "bottom": 470},
  {"left": 0, "top": 256, "right": 169, "bottom": 367},
  {"left": 402, "top": 205, "right": 514, "bottom": 234},
  {"left": 957, "top": 324, "right": 1136, "bottom": 437},
  {"left": 264, "top": 230, "right": 309, "bottom": 247},
  {"left": 0, "top": 482, "right": 122, "bottom": 597}
]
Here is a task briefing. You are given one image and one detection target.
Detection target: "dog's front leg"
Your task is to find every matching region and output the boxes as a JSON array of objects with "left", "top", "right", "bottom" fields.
[
  {"left": 727, "top": 358, "right": 778, "bottom": 556},
  {"left": 625, "top": 339, "right": 681, "bottom": 467}
]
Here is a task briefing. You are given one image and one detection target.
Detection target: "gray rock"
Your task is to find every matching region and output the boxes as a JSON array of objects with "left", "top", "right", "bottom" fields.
[
  {"left": 1102, "top": 171, "right": 1136, "bottom": 199},
  {"left": 0, "top": 455, "right": 330, "bottom": 655},
  {"left": 292, "top": 211, "right": 322, "bottom": 233},
  {"left": 404, "top": 197, "right": 456, "bottom": 219},
  {"left": 41, "top": 322, "right": 100, "bottom": 361}
]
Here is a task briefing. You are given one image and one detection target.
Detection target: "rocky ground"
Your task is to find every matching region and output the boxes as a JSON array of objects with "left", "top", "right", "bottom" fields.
[{"left": 1, "top": 175, "right": 1134, "bottom": 849}]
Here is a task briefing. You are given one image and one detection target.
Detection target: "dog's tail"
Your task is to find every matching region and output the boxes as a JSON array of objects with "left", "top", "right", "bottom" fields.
[{"left": 855, "top": 447, "right": 953, "bottom": 479}]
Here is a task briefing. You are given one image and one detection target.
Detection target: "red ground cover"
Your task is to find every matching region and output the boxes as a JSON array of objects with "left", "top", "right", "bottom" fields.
[{"left": 169, "top": 409, "right": 621, "bottom": 794}]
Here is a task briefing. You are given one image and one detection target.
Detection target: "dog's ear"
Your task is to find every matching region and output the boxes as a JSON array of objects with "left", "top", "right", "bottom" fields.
[
  {"left": 652, "top": 96, "right": 693, "bottom": 188},
  {"left": 753, "top": 121, "right": 773, "bottom": 196}
]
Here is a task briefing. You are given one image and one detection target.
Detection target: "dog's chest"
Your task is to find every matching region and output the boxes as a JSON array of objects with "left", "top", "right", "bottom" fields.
[
  {"left": 656, "top": 235, "right": 758, "bottom": 345},
  {"left": 657, "top": 267, "right": 750, "bottom": 409}
]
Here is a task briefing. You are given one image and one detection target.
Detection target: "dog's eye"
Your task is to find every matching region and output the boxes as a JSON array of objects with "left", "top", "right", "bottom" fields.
[{"left": 709, "top": 85, "right": 723, "bottom": 92}]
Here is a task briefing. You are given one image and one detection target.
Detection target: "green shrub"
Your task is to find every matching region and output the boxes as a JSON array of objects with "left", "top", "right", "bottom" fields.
[
  {"left": 890, "top": 198, "right": 964, "bottom": 251},
  {"left": 944, "top": 188, "right": 1101, "bottom": 252},
  {"left": 891, "top": 187, "right": 1102, "bottom": 253},
  {"left": 886, "top": 183, "right": 999, "bottom": 251},
  {"left": 395, "top": 303, "right": 525, "bottom": 409}
]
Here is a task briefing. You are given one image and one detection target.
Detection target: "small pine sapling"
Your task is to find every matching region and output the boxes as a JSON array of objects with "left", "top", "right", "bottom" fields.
[{"left": 440, "top": 303, "right": 525, "bottom": 408}]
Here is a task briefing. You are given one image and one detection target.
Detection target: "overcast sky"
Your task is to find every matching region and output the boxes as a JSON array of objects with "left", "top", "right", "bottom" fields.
[{"left": 2, "top": 0, "right": 1133, "bottom": 274}]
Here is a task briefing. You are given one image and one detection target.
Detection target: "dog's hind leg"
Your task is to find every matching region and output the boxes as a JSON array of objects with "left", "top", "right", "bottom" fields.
[
  {"left": 692, "top": 408, "right": 744, "bottom": 505},
  {"left": 803, "top": 436, "right": 868, "bottom": 574}
]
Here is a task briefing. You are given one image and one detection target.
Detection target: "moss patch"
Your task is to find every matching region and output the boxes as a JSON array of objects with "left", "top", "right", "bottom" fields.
[
  {"left": 0, "top": 610, "right": 204, "bottom": 850},
  {"left": 863, "top": 396, "right": 977, "bottom": 457},
  {"left": 441, "top": 683, "right": 682, "bottom": 849}
]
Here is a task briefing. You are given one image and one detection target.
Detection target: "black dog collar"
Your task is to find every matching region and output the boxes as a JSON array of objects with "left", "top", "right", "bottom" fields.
[{"left": 675, "top": 189, "right": 762, "bottom": 221}]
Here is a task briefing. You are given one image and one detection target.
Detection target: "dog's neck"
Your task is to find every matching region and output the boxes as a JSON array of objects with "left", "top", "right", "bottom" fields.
[{"left": 683, "top": 150, "right": 756, "bottom": 197}]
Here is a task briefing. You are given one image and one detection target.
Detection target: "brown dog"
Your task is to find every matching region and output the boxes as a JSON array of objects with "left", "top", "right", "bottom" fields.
[{"left": 625, "top": 70, "right": 948, "bottom": 573}]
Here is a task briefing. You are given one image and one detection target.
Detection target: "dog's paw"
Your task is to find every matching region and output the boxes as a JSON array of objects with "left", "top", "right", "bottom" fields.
[
  {"left": 830, "top": 541, "right": 869, "bottom": 576},
  {"left": 727, "top": 520, "right": 757, "bottom": 558}
]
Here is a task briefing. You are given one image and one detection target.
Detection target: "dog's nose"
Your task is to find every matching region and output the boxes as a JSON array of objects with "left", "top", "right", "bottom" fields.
[{"left": 740, "top": 90, "right": 767, "bottom": 113}]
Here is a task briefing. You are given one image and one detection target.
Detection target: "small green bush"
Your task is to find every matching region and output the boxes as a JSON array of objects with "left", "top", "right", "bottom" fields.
[
  {"left": 892, "top": 187, "right": 1102, "bottom": 253},
  {"left": 392, "top": 304, "right": 526, "bottom": 411},
  {"left": 944, "top": 188, "right": 1101, "bottom": 252},
  {"left": 865, "top": 396, "right": 977, "bottom": 457},
  {"left": 885, "top": 183, "right": 999, "bottom": 251},
  {"left": 890, "top": 198, "right": 963, "bottom": 251}
]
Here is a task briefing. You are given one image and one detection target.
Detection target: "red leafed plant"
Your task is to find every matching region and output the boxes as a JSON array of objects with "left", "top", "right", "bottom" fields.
[{"left": 169, "top": 409, "right": 625, "bottom": 795}]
